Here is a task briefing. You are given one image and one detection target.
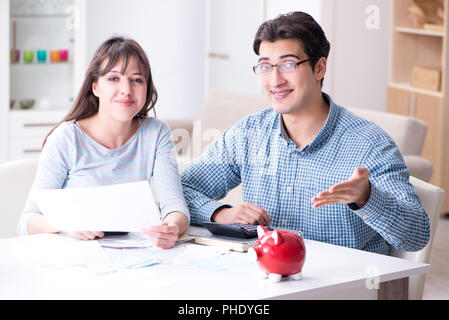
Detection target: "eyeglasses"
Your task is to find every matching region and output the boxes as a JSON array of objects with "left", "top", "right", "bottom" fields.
[{"left": 252, "top": 58, "right": 318, "bottom": 75}]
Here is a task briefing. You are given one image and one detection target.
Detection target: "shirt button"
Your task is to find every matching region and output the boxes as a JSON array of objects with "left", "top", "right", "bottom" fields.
[
  {"left": 282, "top": 220, "right": 287, "bottom": 225},
  {"left": 286, "top": 187, "right": 292, "bottom": 192}
]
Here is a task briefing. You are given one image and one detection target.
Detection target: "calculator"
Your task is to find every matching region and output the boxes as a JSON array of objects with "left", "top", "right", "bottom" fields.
[{"left": 202, "top": 222, "right": 273, "bottom": 239}]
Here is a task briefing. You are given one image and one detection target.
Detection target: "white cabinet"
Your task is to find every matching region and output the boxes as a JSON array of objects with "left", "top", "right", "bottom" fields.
[
  {"left": 7, "top": 109, "right": 67, "bottom": 160},
  {"left": 0, "top": 0, "right": 85, "bottom": 162}
]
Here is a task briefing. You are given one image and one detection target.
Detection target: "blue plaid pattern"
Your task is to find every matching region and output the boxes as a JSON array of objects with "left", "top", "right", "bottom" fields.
[{"left": 181, "top": 94, "right": 430, "bottom": 254}]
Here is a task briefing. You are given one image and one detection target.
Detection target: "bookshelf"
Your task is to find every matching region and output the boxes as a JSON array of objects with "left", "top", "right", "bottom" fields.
[{"left": 387, "top": 0, "right": 449, "bottom": 213}]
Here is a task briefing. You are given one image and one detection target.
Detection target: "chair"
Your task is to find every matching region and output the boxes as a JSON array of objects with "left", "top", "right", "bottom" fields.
[
  {"left": 347, "top": 107, "right": 433, "bottom": 182},
  {"left": 389, "top": 176, "right": 445, "bottom": 300},
  {"left": 0, "top": 158, "right": 39, "bottom": 238}
]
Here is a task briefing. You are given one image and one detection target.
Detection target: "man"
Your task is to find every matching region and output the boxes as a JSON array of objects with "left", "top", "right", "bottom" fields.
[{"left": 181, "top": 11, "right": 430, "bottom": 254}]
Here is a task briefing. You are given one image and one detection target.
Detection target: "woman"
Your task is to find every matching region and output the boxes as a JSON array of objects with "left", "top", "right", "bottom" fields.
[{"left": 17, "top": 36, "right": 189, "bottom": 249}]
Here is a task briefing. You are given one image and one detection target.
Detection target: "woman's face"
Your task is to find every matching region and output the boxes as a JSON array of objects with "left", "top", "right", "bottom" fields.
[{"left": 92, "top": 57, "right": 147, "bottom": 123}]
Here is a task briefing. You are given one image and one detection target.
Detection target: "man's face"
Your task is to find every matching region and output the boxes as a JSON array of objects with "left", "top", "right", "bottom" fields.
[{"left": 258, "top": 39, "right": 324, "bottom": 115}]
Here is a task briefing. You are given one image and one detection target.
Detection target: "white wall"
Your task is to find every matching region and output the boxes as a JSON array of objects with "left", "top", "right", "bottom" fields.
[
  {"left": 207, "top": 0, "right": 263, "bottom": 95},
  {"left": 266, "top": 0, "right": 321, "bottom": 22},
  {"left": 85, "top": 0, "right": 206, "bottom": 119},
  {"left": 0, "top": 0, "right": 10, "bottom": 162},
  {"left": 325, "top": 0, "right": 390, "bottom": 111}
]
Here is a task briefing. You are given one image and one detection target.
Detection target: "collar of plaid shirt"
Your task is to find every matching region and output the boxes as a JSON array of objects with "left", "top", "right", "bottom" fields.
[{"left": 277, "top": 93, "right": 337, "bottom": 151}]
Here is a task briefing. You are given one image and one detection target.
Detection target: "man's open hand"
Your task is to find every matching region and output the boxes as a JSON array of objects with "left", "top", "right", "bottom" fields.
[{"left": 311, "top": 167, "right": 371, "bottom": 209}]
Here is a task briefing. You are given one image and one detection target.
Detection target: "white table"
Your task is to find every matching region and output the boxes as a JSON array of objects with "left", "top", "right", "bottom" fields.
[{"left": 0, "top": 230, "right": 429, "bottom": 300}]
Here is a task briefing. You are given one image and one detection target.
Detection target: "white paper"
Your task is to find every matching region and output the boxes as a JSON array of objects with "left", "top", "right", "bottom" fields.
[
  {"left": 98, "top": 232, "right": 153, "bottom": 249},
  {"left": 102, "top": 247, "right": 159, "bottom": 270},
  {"left": 33, "top": 181, "right": 161, "bottom": 232}
]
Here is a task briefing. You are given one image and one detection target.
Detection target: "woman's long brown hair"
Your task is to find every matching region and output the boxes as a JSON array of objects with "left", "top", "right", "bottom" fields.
[{"left": 43, "top": 36, "right": 158, "bottom": 146}]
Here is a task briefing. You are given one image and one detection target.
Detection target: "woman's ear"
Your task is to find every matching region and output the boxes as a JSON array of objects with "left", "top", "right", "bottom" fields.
[{"left": 92, "top": 81, "right": 99, "bottom": 97}]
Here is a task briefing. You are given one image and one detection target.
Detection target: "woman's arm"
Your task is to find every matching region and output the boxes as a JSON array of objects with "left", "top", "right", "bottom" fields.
[
  {"left": 18, "top": 125, "right": 71, "bottom": 236},
  {"left": 163, "top": 211, "right": 189, "bottom": 234},
  {"left": 27, "top": 215, "right": 59, "bottom": 234},
  {"left": 147, "top": 120, "right": 191, "bottom": 248}
]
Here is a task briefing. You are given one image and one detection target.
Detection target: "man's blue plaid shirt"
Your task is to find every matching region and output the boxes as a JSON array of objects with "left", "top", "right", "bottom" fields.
[{"left": 181, "top": 94, "right": 430, "bottom": 254}]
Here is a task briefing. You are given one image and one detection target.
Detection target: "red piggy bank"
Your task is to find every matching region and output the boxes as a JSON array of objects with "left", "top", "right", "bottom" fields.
[{"left": 248, "top": 226, "right": 306, "bottom": 282}]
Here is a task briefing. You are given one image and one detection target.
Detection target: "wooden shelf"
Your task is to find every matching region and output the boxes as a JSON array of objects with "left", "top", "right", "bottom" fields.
[
  {"left": 388, "top": 0, "right": 449, "bottom": 212},
  {"left": 389, "top": 82, "right": 444, "bottom": 98},
  {"left": 11, "top": 14, "right": 70, "bottom": 18},
  {"left": 9, "top": 107, "right": 70, "bottom": 113},
  {"left": 10, "top": 62, "right": 73, "bottom": 67},
  {"left": 395, "top": 26, "right": 445, "bottom": 37}
]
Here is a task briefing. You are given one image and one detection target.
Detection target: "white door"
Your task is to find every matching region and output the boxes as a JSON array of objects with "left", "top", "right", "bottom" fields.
[{"left": 206, "top": 0, "right": 264, "bottom": 95}]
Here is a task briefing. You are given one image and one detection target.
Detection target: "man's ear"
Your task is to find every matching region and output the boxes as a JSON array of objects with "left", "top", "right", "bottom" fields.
[
  {"left": 315, "top": 57, "right": 327, "bottom": 82},
  {"left": 92, "top": 81, "right": 99, "bottom": 97}
]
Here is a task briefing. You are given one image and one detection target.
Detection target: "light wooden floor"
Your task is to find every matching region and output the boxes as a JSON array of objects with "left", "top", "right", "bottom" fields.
[{"left": 422, "top": 216, "right": 449, "bottom": 300}]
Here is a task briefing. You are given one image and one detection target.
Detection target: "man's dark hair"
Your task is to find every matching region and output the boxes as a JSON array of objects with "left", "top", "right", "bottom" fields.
[{"left": 253, "top": 11, "right": 330, "bottom": 85}]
